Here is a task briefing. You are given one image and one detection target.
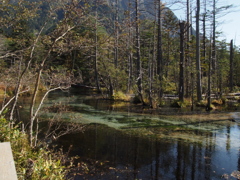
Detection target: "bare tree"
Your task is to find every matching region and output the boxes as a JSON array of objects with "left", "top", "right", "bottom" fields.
[
  {"left": 157, "top": 0, "right": 163, "bottom": 99},
  {"left": 114, "top": 0, "right": 119, "bottom": 68},
  {"left": 229, "top": 39, "right": 234, "bottom": 92},
  {"left": 179, "top": 21, "right": 185, "bottom": 102},
  {"left": 135, "top": 0, "right": 144, "bottom": 104},
  {"left": 206, "top": 39, "right": 212, "bottom": 111},
  {"left": 23, "top": 0, "right": 90, "bottom": 146},
  {"left": 94, "top": 0, "right": 101, "bottom": 93},
  {"left": 185, "top": 0, "right": 192, "bottom": 98},
  {"left": 196, "top": 0, "right": 203, "bottom": 101}
]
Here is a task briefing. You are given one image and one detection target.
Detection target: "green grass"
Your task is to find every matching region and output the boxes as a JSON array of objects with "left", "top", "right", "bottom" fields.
[{"left": 0, "top": 117, "right": 68, "bottom": 180}]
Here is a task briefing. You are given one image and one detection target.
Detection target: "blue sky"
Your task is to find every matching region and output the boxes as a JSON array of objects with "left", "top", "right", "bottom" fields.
[
  {"left": 218, "top": 0, "right": 240, "bottom": 46},
  {"left": 165, "top": 0, "right": 240, "bottom": 46}
]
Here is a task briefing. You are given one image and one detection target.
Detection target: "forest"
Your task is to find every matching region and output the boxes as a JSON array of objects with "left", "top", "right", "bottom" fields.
[
  {"left": 0, "top": 0, "right": 239, "bottom": 110},
  {"left": 1, "top": 0, "right": 240, "bottom": 179},
  {"left": 0, "top": 0, "right": 239, "bottom": 133}
]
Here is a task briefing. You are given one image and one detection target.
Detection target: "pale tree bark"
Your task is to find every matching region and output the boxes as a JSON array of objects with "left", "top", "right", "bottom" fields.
[
  {"left": 0, "top": 88, "right": 30, "bottom": 115},
  {"left": 148, "top": 2, "right": 158, "bottom": 108},
  {"left": 114, "top": 0, "right": 119, "bottom": 68},
  {"left": 206, "top": 39, "right": 212, "bottom": 111},
  {"left": 127, "top": 0, "right": 133, "bottom": 93},
  {"left": 211, "top": 0, "right": 232, "bottom": 95},
  {"left": 94, "top": 0, "right": 101, "bottom": 93},
  {"left": 185, "top": 0, "right": 191, "bottom": 98},
  {"left": 229, "top": 39, "right": 234, "bottom": 92},
  {"left": 202, "top": 0, "right": 207, "bottom": 69},
  {"left": 9, "top": 23, "right": 47, "bottom": 121},
  {"left": 212, "top": 0, "right": 216, "bottom": 72},
  {"left": 196, "top": 0, "right": 202, "bottom": 101},
  {"left": 157, "top": 0, "right": 163, "bottom": 99},
  {"left": 135, "top": 0, "right": 144, "bottom": 104},
  {"left": 29, "top": 26, "right": 75, "bottom": 147}
]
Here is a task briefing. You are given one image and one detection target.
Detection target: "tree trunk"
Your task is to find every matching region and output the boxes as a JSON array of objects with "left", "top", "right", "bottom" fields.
[
  {"left": 185, "top": 0, "right": 191, "bottom": 98},
  {"left": 202, "top": 0, "right": 207, "bottom": 77},
  {"left": 9, "top": 24, "right": 46, "bottom": 121},
  {"left": 127, "top": 0, "right": 133, "bottom": 93},
  {"left": 94, "top": 1, "right": 100, "bottom": 92},
  {"left": 29, "top": 26, "right": 75, "bottom": 147},
  {"left": 206, "top": 40, "right": 212, "bottom": 111},
  {"left": 229, "top": 39, "right": 234, "bottom": 92},
  {"left": 114, "top": 0, "right": 119, "bottom": 67},
  {"left": 196, "top": 0, "right": 202, "bottom": 101},
  {"left": 212, "top": 0, "right": 216, "bottom": 72},
  {"left": 135, "top": 0, "right": 144, "bottom": 104},
  {"left": 179, "top": 21, "right": 185, "bottom": 102},
  {"left": 157, "top": 0, "right": 163, "bottom": 99}
]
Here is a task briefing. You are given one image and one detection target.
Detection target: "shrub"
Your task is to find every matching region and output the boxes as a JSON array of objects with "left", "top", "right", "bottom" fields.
[
  {"left": 211, "top": 99, "right": 224, "bottom": 105},
  {"left": 0, "top": 117, "right": 67, "bottom": 180},
  {"left": 113, "top": 91, "right": 130, "bottom": 101}
]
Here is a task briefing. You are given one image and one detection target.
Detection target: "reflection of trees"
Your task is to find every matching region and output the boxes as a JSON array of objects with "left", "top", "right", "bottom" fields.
[
  {"left": 155, "top": 138, "right": 160, "bottom": 180},
  {"left": 176, "top": 140, "right": 184, "bottom": 180},
  {"left": 191, "top": 143, "right": 196, "bottom": 179},
  {"left": 133, "top": 136, "right": 139, "bottom": 179},
  {"left": 176, "top": 140, "right": 193, "bottom": 180},
  {"left": 58, "top": 124, "right": 220, "bottom": 179},
  {"left": 173, "top": 132, "right": 217, "bottom": 180},
  {"left": 204, "top": 132, "right": 215, "bottom": 179},
  {"left": 238, "top": 149, "right": 240, "bottom": 171},
  {"left": 226, "top": 125, "right": 231, "bottom": 151}
]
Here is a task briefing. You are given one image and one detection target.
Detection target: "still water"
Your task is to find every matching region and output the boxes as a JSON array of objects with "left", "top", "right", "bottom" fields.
[{"left": 21, "top": 89, "right": 240, "bottom": 179}]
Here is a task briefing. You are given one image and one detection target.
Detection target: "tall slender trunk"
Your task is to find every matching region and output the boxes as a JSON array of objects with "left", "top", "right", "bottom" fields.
[
  {"left": 206, "top": 40, "right": 212, "bottom": 111},
  {"left": 114, "top": 0, "right": 119, "bottom": 67},
  {"left": 212, "top": 0, "right": 216, "bottom": 72},
  {"left": 202, "top": 0, "right": 207, "bottom": 76},
  {"left": 148, "top": 3, "right": 158, "bottom": 107},
  {"left": 94, "top": 1, "right": 100, "bottom": 92},
  {"left": 157, "top": 0, "right": 163, "bottom": 98},
  {"left": 135, "top": 0, "right": 144, "bottom": 104},
  {"left": 9, "top": 24, "right": 46, "bottom": 121},
  {"left": 29, "top": 26, "right": 75, "bottom": 147},
  {"left": 179, "top": 21, "right": 185, "bottom": 102},
  {"left": 185, "top": 0, "right": 191, "bottom": 98},
  {"left": 229, "top": 39, "right": 234, "bottom": 92},
  {"left": 148, "top": 43, "right": 153, "bottom": 107},
  {"left": 196, "top": 0, "right": 202, "bottom": 101},
  {"left": 127, "top": 0, "right": 133, "bottom": 93}
]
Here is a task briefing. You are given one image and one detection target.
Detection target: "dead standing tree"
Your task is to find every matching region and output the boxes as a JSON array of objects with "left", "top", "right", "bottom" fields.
[
  {"left": 135, "top": 0, "right": 145, "bottom": 105},
  {"left": 29, "top": 0, "right": 91, "bottom": 147},
  {"left": 196, "top": 0, "right": 203, "bottom": 102},
  {"left": 179, "top": 21, "right": 186, "bottom": 102}
]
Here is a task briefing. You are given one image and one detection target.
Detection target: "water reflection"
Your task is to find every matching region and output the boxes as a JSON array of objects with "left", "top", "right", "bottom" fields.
[
  {"left": 56, "top": 122, "right": 240, "bottom": 180},
  {"left": 19, "top": 89, "right": 240, "bottom": 179}
]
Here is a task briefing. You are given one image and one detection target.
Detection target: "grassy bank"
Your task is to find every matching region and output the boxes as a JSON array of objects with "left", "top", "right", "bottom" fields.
[{"left": 0, "top": 117, "right": 68, "bottom": 180}]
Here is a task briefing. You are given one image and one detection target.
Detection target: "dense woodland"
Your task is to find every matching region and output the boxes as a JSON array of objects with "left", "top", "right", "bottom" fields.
[
  {"left": 0, "top": 0, "right": 240, "bottom": 122},
  {"left": 0, "top": 0, "right": 240, "bottom": 178}
]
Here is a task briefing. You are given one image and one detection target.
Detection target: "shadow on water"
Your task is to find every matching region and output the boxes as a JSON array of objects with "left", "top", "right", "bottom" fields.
[
  {"left": 19, "top": 88, "right": 240, "bottom": 179},
  {"left": 57, "top": 123, "right": 240, "bottom": 180}
]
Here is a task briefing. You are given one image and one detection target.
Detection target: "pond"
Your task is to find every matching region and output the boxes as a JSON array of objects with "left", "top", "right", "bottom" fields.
[{"left": 20, "top": 88, "right": 240, "bottom": 179}]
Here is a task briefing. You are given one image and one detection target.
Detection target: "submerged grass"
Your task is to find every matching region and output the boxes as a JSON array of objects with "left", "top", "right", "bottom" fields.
[
  {"left": 38, "top": 95, "right": 238, "bottom": 144},
  {"left": 119, "top": 111, "right": 237, "bottom": 143}
]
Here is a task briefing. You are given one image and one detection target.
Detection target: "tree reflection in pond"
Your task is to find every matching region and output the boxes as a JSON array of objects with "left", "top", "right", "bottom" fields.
[
  {"left": 19, "top": 89, "right": 240, "bottom": 179},
  {"left": 56, "top": 123, "right": 240, "bottom": 180}
]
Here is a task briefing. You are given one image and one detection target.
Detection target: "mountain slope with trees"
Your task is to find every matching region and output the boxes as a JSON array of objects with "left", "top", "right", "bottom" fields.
[
  {"left": 0, "top": 0, "right": 239, "bottom": 178},
  {"left": 0, "top": 0, "right": 239, "bottom": 142}
]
